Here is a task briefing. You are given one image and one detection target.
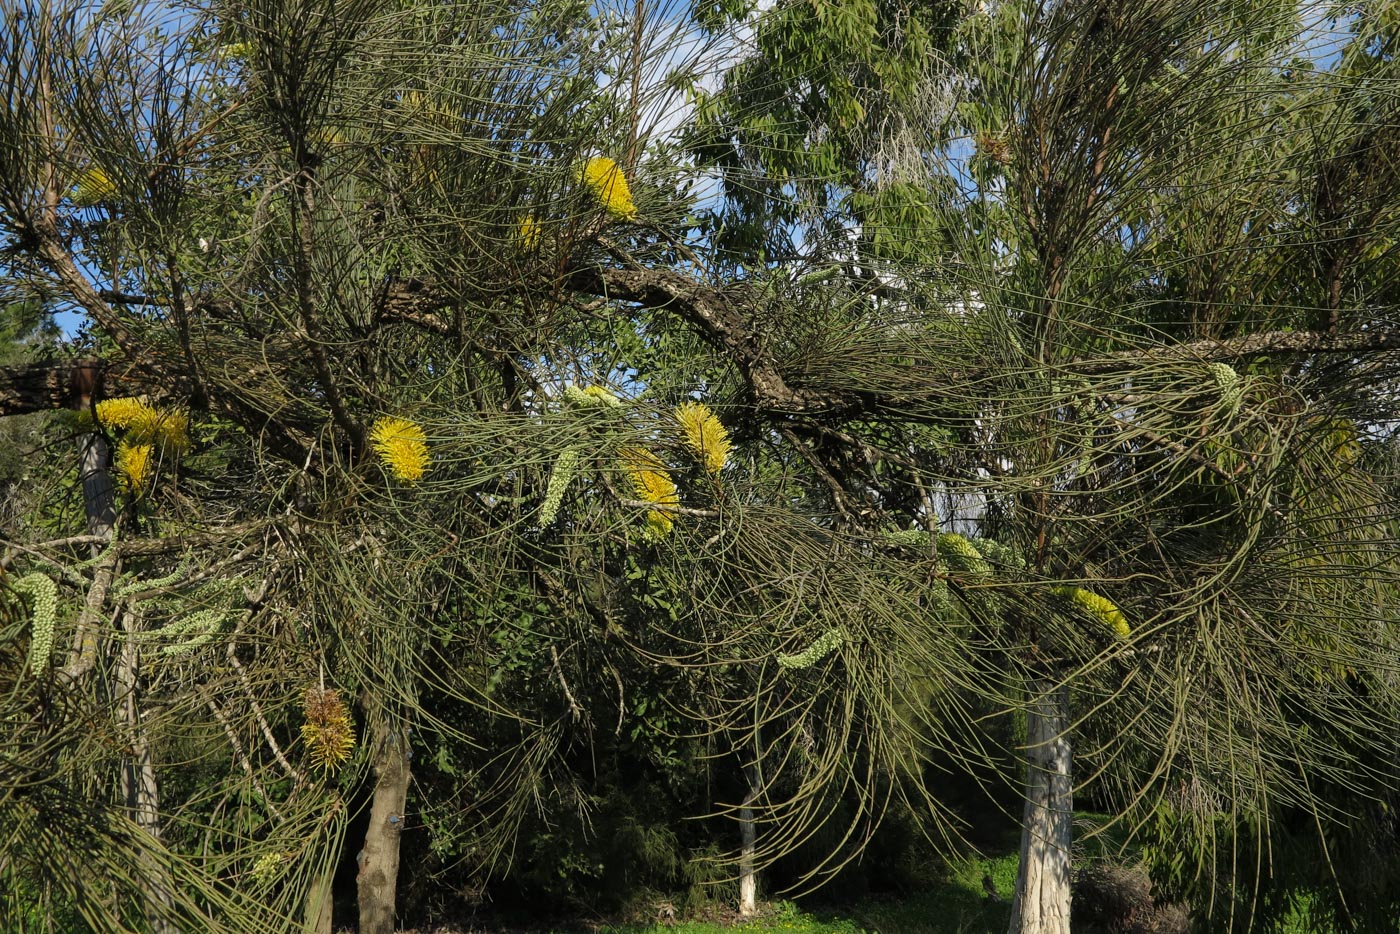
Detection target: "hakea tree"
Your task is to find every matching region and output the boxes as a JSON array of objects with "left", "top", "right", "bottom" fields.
[
  {"left": 0, "top": 0, "right": 744, "bottom": 931},
  {"left": 1, "top": 2, "right": 1400, "bottom": 934},
  {"left": 668, "top": 0, "right": 1400, "bottom": 932}
]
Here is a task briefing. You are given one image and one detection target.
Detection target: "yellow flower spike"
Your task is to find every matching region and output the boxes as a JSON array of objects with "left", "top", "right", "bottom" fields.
[
  {"left": 153, "top": 409, "right": 191, "bottom": 455},
  {"left": 370, "top": 416, "right": 430, "bottom": 482},
  {"left": 115, "top": 440, "right": 155, "bottom": 495},
  {"left": 97, "top": 397, "right": 190, "bottom": 454},
  {"left": 1055, "top": 586, "right": 1130, "bottom": 639},
  {"left": 578, "top": 156, "right": 638, "bottom": 221},
  {"left": 643, "top": 510, "right": 674, "bottom": 541},
  {"left": 73, "top": 166, "right": 117, "bottom": 206},
  {"left": 674, "top": 401, "right": 731, "bottom": 473},
  {"left": 300, "top": 686, "right": 356, "bottom": 772},
  {"left": 96, "top": 397, "right": 159, "bottom": 435},
  {"left": 517, "top": 214, "right": 542, "bottom": 252},
  {"left": 620, "top": 446, "right": 679, "bottom": 539}
]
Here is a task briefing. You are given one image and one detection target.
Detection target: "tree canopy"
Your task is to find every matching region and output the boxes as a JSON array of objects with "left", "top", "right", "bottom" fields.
[{"left": 2, "top": 1, "right": 1399, "bottom": 933}]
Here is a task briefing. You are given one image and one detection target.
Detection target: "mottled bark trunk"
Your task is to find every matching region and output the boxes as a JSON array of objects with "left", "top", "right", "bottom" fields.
[
  {"left": 1007, "top": 681, "right": 1073, "bottom": 934},
  {"left": 118, "top": 609, "right": 176, "bottom": 934},
  {"left": 357, "top": 720, "right": 411, "bottom": 934},
  {"left": 738, "top": 757, "right": 760, "bottom": 917}
]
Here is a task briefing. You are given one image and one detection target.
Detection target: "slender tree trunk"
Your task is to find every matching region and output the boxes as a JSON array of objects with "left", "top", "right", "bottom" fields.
[
  {"left": 118, "top": 608, "right": 176, "bottom": 934},
  {"left": 357, "top": 718, "right": 411, "bottom": 934},
  {"left": 1007, "top": 681, "right": 1073, "bottom": 934},
  {"left": 60, "top": 430, "right": 116, "bottom": 684},
  {"left": 738, "top": 756, "right": 761, "bottom": 917},
  {"left": 304, "top": 867, "right": 334, "bottom": 934}
]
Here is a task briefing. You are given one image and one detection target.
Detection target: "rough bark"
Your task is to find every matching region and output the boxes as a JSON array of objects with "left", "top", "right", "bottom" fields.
[
  {"left": 738, "top": 757, "right": 761, "bottom": 917},
  {"left": 1007, "top": 681, "right": 1073, "bottom": 934},
  {"left": 357, "top": 719, "right": 412, "bottom": 934}
]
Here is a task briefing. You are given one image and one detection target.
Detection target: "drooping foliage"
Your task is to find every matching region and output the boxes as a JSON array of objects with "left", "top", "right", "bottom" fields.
[{"left": 0, "top": 1, "right": 1399, "bottom": 933}]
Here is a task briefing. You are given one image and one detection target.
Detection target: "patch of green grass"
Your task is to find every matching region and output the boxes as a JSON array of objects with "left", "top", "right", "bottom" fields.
[{"left": 601, "top": 853, "right": 1018, "bottom": 934}]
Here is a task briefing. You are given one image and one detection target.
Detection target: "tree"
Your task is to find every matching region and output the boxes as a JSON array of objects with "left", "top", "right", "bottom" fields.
[
  {"left": 674, "top": 1, "right": 1400, "bottom": 931},
  {"left": 2, "top": 3, "right": 1400, "bottom": 934}
]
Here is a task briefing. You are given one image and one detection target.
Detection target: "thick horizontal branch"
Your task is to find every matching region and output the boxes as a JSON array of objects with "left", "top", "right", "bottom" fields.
[
  {"left": 565, "top": 265, "right": 850, "bottom": 414},
  {"left": 567, "top": 264, "right": 1400, "bottom": 406},
  {"left": 1074, "top": 326, "right": 1400, "bottom": 373},
  {"left": 0, "top": 359, "right": 104, "bottom": 416}
]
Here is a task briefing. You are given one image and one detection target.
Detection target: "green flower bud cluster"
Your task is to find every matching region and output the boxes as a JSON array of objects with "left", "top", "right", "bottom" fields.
[
  {"left": 969, "top": 538, "right": 1025, "bottom": 571},
  {"left": 250, "top": 852, "right": 285, "bottom": 884},
  {"left": 539, "top": 447, "right": 581, "bottom": 526},
  {"left": 1207, "top": 362, "right": 1242, "bottom": 414},
  {"left": 151, "top": 608, "right": 229, "bottom": 656},
  {"left": 113, "top": 557, "right": 194, "bottom": 598},
  {"left": 937, "top": 533, "right": 991, "bottom": 578},
  {"left": 1055, "top": 586, "right": 1130, "bottom": 638},
  {"left": 563, "top": 385, "right": 622, "bottom": 408},
  {"left": 881, "top": 529, "right": 932, "bottom": 548},
  {"left": 14, "top": 573, "right": 58, "bottom": 674},
  {"left": 777, "top": 627, "right": 843, "bottom": 670}
]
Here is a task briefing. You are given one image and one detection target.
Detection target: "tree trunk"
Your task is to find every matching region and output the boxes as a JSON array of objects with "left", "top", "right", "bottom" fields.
[
  {"left": 304, "top": 867, "right": 334, "bottom": 934},
  {"left": 60, "top": 430, "right": 116, "bottom": 684},
  {"left": 118, "top": 608, "right": 176, "bottom": 934},
  {"left": 1007, "top": 681, "right": 1073, "bottom": 934},
  {"left": 738, "top": 757, "right": 760, "bottom": 917},
  {"left": 357, "top": 718, "right": 411, "bottom": 934}
]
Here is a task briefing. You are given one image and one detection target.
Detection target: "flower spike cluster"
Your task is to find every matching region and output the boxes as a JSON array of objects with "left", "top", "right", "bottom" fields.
[
  {"left": 95, "top": 397, "right": 191, "bottom": 495},
  {"left": 578, "top": 156, "right": 638, "bottom": 221},
  {"left": 370, "top": 416, "right": 430, "bottom": 482},
  {"left": 674, "top": 402, "right": 731, "bottom": 473},
  {"left": 301, "top": 686, "right": 356, "bottom": 772},
  {"left": 621, "top": 446, "right": 678, "bottom": 539}
]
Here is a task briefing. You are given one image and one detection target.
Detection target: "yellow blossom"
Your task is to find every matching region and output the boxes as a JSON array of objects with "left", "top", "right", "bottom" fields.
[
  {"left": 73, "top": 166, "right": 117, "bottom": 206},
  {"left": 621, "top": 447, "right": 678, "bottom": 539},
  {"left": 96, "top": 397, "right": 159, "bottom": 436},
  {"left": 644, "top": 510, "right": 673, "bottom": 541},
  {"left": 517, "top": 215, "right": 542, "bottom": 251},
  {"left": 674, "top": 401, "right": 731, "bottom": 473},
  {"left": 115, "top": 440, "right": 155, "bottom": 495},
  {"left": 578, "top": 156, "right": 638, "bottom": 221},
  {"left": 96, "top": 397, "right": 189, "bottom": 453},
  {"left": 1056, "top": 586, "right": 1130, "bottom": 639},
  {"left": 301, "top": 686, "right": 356, "bottom": 772},
  {"left": 153, "top": 409, "right": 191, "bottom": 454},
  {"left": 370, "top": 416, "right": 430, "bottom": 482}
]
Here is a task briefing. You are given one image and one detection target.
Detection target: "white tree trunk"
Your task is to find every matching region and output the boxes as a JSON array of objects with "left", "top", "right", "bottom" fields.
[
  {"left": 60, "top": 431, "right": 116, "bottom": 684},
  {"left": 1007, "top": 681, "right": 1073, "bottom": 934},
  {"left": 738, "top": 758, "right": 760, "bottom": 917}
]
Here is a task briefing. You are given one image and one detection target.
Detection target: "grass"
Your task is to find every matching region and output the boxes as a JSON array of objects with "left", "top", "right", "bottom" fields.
[
  {"left": 600, "top": 852, "right": 1018, "bottom": 934},
  {"left": 596, "top": 815, "right": 1333, "bottom": 934}
]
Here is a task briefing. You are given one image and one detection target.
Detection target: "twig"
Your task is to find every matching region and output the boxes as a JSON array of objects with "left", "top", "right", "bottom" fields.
[
  {"left": 226, "top": 611, "right": 305, "bottom": 784},
  {"left": 208, "top": 697, "right": 284, "bottom": 821},
  {"left": 550, "top": 645, "right": 583, "bottom": 722}
]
